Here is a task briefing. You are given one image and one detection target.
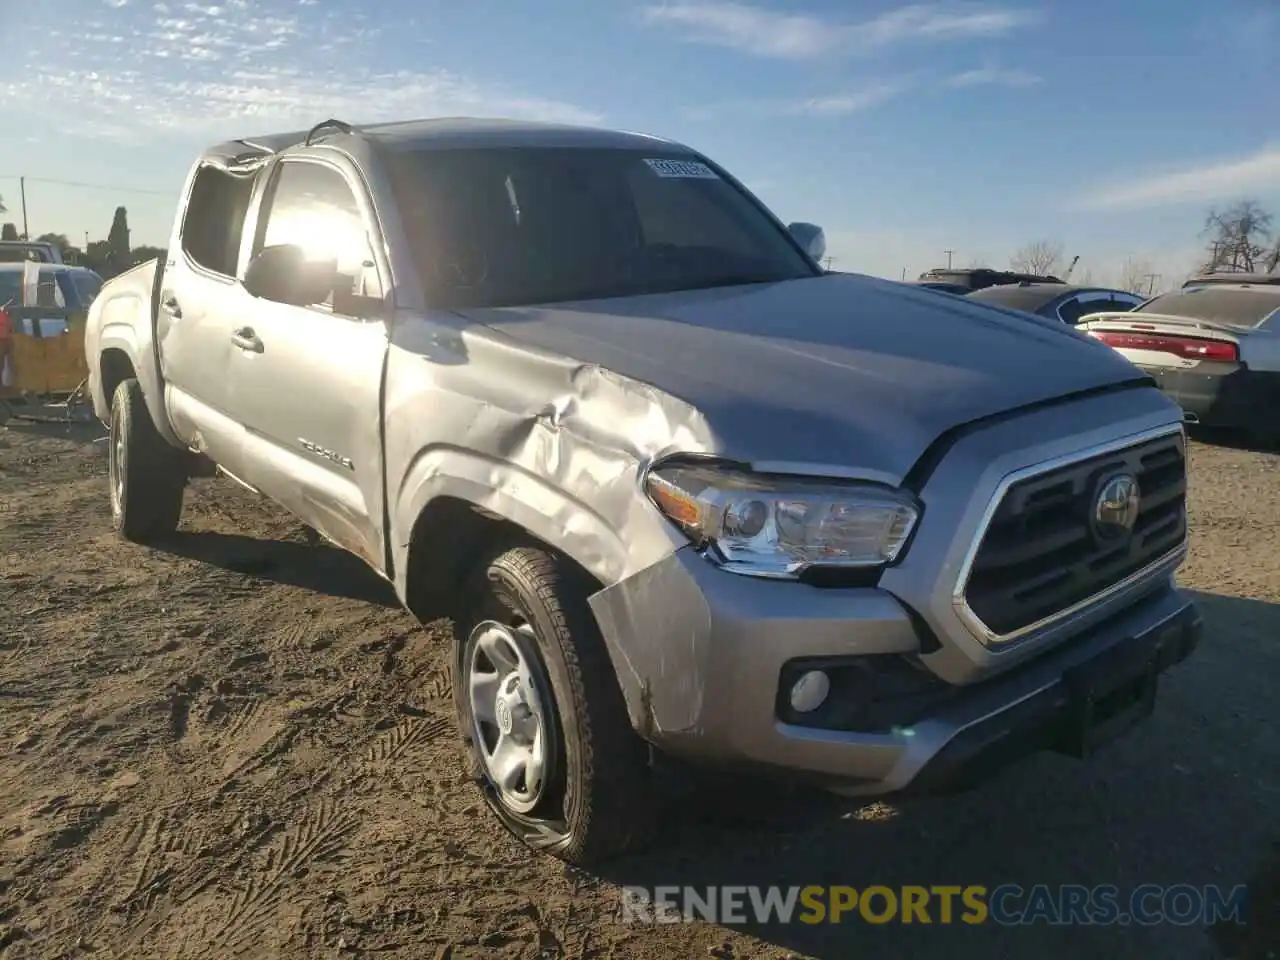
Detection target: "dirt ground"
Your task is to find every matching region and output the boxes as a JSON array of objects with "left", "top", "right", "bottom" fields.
[{"left": 0, "top": 413, "right": 1276, "bottom": 960}]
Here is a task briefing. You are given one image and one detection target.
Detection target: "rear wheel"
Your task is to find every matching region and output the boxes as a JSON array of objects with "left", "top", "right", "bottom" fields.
[
  {"left": 452, "top": 545, "right": 655, "bottom": 866},
  {"left": 108, "top": 378, "right": 186, "bottom": 542}
]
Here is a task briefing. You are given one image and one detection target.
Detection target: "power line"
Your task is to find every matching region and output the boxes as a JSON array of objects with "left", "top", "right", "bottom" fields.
[{"left": 0, "top": 174, "right": 172, "bottom": 198}]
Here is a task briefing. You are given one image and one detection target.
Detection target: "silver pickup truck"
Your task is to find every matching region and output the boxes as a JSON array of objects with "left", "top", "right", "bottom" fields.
[{"left": 85, "top": 117, "right": 1201, "bottom": 866}]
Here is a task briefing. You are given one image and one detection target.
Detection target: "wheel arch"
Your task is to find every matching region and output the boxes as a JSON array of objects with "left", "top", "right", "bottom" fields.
[
  {"left": 399, "top": 491, "right": 611, "bottom": 626},
  {"left": 391, "top": 450, "right": 636, "bottom": 622},
  {"left": 98, "top": 346, "right": 137, "bottom": 413}
]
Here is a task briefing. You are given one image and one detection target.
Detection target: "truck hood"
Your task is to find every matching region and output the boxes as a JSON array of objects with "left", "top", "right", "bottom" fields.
[{"left": 458, "top": 272, "right": 1150, "bottom": 482}]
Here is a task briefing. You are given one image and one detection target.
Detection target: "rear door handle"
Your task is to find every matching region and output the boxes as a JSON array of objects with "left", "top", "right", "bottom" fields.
[
  {"left": 161, "top": 296, "right": 182, "bottom": 319},
  {"left": 230, "top": 327, "right": 263, "bottom": 353}
]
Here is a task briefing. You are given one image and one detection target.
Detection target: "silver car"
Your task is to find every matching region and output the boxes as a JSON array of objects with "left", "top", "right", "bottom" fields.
[{"left": 84, "top": 117, "right": 1201, "bottom": 866}]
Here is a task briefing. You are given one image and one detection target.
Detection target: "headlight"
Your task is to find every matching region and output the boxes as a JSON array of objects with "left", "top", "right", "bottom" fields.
[{"left": 644, "top": 462, "right": 920, "bottom": 578}]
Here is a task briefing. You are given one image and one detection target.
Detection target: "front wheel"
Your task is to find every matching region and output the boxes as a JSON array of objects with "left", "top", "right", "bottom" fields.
[
  {"left": 452, "top": 545, "right": 655, "bottom": 866},
  {"left": 108, "top": 378, "right": 186, "bottom": 542}
]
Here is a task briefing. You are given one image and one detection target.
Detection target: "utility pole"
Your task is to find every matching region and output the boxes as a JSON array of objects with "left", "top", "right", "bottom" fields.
[
  {"left": 1142, "top": 273, "right": 1161, "bottom": 296},
  {"left": 19, "top": 177, "right": 28, "bottom": 239},
  {"left": 822, "top": 256, "right": 835, "bottom": 270},
  {"left": 944, "top": 249, "right": 954, "bottom": 269}
]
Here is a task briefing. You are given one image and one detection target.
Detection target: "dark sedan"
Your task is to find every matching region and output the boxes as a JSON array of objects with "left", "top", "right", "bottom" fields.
[{"left": 967, "top": 282, "right": 1146, "bottom": 324}]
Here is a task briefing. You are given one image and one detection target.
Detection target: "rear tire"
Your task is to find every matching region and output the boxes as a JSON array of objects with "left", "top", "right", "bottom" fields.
[
  {"left": 108, "top": 378, "right": 186, "bottom": 542},
  {"left": 451, "top": 545, "right": 655, "bottom": 866}
]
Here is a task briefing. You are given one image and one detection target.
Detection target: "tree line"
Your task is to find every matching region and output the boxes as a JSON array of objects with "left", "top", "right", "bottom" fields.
[
  {"left": 6, "top": 194, "right": 1279, "bottom": 293},
  {"left": 1006, "top": 199, "right": 1280, "bottom": 295},
  {"left": 1, "top": 205, "right": 165, "bottom": 280}
]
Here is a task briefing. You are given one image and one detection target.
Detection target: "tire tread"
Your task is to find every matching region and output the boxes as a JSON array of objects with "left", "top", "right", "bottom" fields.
[{"left": 111, "top": 378, "right": 185, "bottom": 542}]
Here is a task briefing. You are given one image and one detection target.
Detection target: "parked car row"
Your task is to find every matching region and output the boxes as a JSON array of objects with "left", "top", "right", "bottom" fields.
[{"left": 901, "top": 267, "right": 1280, "bottom": 444}]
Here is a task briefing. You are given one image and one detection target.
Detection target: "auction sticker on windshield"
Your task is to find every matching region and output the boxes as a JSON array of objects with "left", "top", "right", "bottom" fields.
[{"left": 643, "top": 158, "right": 719, "bottom": 179}]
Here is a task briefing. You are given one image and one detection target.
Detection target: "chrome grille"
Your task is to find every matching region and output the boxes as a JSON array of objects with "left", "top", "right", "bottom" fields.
[{"left": 959, "top": 430, "right": 1187, "bottom": 642}]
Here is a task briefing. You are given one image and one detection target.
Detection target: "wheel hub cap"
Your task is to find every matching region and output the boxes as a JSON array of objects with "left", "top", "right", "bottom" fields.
[
  {"left": 109, "top": 424, "right": 125, "bottom": 514},
  {"left": 467, "top": 621, "right": 551, "bottom": 815},
  {"left": 495, "top": 695, "right": 514, "bottom": 736}
]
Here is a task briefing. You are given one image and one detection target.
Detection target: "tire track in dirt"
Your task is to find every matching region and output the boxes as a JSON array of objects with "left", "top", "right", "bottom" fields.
[
  {"left": 363, "top": 715, "right": 454, "bottom": 768},
  {"left": 4, "top": 419, "right": 1277, "bottom": 960},
  {"left": 202, "top": 801, "right": 361, "bottom": 956}
]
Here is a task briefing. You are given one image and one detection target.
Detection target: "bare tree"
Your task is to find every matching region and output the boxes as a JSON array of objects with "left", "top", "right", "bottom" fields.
[
  {"left": 1009, "top": 240, "right": 1064, "bottom": 276},
  {"left": 1117, "top": 257, "right": 1155, "bottom": 294},
  {"left": 965, "top": 256, "right": 989, "bottom": 269},
  {"left": 1200, "top": 199, "right": 1274, "bottom": 274}
]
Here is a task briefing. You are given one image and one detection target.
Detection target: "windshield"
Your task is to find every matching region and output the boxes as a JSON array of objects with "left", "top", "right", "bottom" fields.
[
  {"left": 1137, "top": 288, "right": 1280, "bottom": 328},
  {"left": 69, "top": 271, "right": 103, "bottom": 306},
  {"left": 383, "top": 146, "right": 817, "bottom": 309}
]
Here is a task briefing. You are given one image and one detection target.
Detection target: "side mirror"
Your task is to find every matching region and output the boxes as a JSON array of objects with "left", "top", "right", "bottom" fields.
[
  {"left": 243, "top": 243, "right": 336, "bottom": 306},
  {"left": 787, "top": 222, "right": 826, "bottom": 264}
]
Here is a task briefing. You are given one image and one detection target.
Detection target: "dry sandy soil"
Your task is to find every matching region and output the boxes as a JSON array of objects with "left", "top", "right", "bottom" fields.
[{"left": 0, "top": 413, "right": 1276, "bottom": 960}]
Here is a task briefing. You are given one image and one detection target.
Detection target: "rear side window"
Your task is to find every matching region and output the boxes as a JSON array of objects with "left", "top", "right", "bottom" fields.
[
  {"left": 0, "top": 272, "right": 21, "bottom": 306},
  {"left": 180, "top": 165, "right": 255, "bottom": 278},
  {"left": 253, "top": 160, "right": 383, "bottom": 309},
  {"left": 35, "top": 269, "right": 64, "bottom": 307}
]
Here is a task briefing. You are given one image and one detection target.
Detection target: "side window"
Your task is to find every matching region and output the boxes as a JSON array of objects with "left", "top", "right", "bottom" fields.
[
  {"left": 1059, "top": 291, "right": 1120, "bottom": 324},
  {"left": 180, "top": 165, "right": 255, "bottom": 278},
  {"left": 1056, "top": 296, "right": 1088, "bottom": 324},
  {"left": 254, "top": 161, "right": 383, "bottom": 309},
  {"left": 1110, "top": 294, "right": 1144, "bottom": 311},
  {"left": 36, "top": 271, "right": 65, "bottom": 307}
]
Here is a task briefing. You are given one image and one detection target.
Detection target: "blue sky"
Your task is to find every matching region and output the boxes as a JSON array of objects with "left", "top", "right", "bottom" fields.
[{"left": 1, "top": 0, "right": 1277, "bottom": 287}]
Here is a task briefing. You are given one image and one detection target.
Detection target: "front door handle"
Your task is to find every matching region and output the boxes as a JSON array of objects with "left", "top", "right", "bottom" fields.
[
  {"left": 230, "top": 327, "right": 263, "bottom": 353},
  {"left": 161, "top": 295, "right": 182, "bottom": 319}
]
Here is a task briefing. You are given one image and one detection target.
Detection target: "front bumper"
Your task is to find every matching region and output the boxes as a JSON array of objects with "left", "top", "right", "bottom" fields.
[
  {"left": 590, "top": 547, "right": 1201, "bottom": 795},
  {"left": 588, "top": 386, "right": 1195, "bottom": 796},
  {"left": 901, "top": 595, "right": 1201, "bottom": 796}
]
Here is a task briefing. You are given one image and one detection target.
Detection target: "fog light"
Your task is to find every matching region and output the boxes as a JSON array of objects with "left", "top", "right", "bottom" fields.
[{"left": 789, "top": 670, "right": 831, "bottom": 713}]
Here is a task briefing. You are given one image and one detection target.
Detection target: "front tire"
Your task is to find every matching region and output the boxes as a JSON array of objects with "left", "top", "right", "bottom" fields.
[
  {"left": 452, "top": 545, "right": 654, "bottom": 866},
  {"left": 108, "top": 378, "right": 186, "bottom": 542}
]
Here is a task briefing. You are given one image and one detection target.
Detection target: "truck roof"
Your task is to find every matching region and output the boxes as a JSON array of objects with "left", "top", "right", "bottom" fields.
[{"left": 211, "top": 117, "right": 687, "bottom": 162}]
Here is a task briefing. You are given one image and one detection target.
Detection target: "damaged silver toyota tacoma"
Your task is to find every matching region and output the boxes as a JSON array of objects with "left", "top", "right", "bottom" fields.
[{"left": 85, "top": 117, "right": 1201, "bottom": 866}]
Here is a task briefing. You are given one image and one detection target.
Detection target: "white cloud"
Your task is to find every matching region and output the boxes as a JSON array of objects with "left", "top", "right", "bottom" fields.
[
  {"left": 785, "top": 84, "right": 906, "bottom": 116},
  {"left": 1, "top": 1, "right": 602, "bottom": 143},
  {"left": 681, "top": 81, "right": 908, "bottom": 120},
  {"left": 945, "top": 65, "right": 1041, "bottom": 87},
  {"left": 1075, "top": 144, "right": 1280, "bottom": 212},
  {"left": 640, "top": 1, "right": 1038, "bottom": 59}
]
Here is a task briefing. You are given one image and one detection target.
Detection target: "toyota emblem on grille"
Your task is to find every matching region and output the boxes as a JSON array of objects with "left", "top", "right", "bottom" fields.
[{"left": 1092, "top": 473, "right": 1141, "bottom": 540}]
